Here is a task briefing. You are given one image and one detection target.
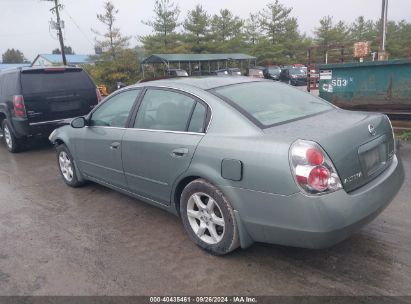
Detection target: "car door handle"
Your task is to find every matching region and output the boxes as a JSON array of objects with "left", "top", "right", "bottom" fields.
[
  {"left": 171, "top": 148, "right": 189, "bottom": 157},
  {"left": 110, "top": 142, "right": 121, "bottom": 150}
]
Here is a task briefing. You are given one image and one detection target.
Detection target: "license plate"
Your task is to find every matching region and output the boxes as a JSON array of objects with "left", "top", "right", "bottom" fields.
[{"left": 363, "top": 147, "right": 381, "bottom": 173}]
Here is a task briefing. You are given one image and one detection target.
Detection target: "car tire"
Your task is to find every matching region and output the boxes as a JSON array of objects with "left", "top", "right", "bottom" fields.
[
  {"left": 56, "top": 144, "right": 84, "bottom": 188},
  {"left": 180, "top": 179, "right": 240, "bottom": 255},
  {"left": 2, "top": 120, "right": 22, "bottom": 153}
]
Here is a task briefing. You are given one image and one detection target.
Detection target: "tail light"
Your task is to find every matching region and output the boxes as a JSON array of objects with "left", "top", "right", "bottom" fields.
[
  {"left": 12, "top": 95, "right": 26, "bottom": 118},
  {"left": 289, "top": 140, "right": 342, "bottom": 195},
  {"left": 96, "top": 88, "right": 102, "bottom": 103}
]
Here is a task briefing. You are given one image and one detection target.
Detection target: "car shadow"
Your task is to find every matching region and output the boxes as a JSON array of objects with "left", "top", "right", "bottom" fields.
[{"left": 226, "top": 230, "right": 400, "bottom": 292}]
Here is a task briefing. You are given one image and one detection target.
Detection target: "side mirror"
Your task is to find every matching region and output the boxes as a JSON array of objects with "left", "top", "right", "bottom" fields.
[{"left": 71, "top": 117, "right": 87, "bottom": 128}]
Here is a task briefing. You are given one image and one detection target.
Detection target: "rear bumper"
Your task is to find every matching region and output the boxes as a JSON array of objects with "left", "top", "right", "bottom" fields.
[
  {"left": 222, "top": 155, "right": 404, "bottom": 249},
  {"left": 11, "top": 118, "right": 71, "bottom": 138}
]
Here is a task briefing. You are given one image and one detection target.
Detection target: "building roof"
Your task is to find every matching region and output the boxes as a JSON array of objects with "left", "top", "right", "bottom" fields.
[
  {"left": 33, "top": 54, "right": 93, "bottom": 65},
  {"left": 142, "top": 53, "right": 257, "bottom": 64},
  {"left": 0, "top": 63, "right": 30, "bottom": 71}
]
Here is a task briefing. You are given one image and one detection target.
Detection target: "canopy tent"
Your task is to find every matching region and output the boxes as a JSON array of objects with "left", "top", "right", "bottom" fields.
[{"left": 141, "top": 53, "right": 257, "bottom": 77}]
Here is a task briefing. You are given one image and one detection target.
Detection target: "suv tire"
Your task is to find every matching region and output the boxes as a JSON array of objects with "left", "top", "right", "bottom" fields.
[{"left": 2, "top": 120, "right": 22, "bottom": 153}]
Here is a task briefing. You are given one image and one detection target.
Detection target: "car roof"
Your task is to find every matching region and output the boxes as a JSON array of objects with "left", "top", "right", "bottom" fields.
[{"left": 137, "top": 76, "right": 263, "bottom": 90}]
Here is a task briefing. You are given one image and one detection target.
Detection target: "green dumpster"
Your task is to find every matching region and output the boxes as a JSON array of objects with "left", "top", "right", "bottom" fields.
[{"left": 319, "top": 59, "right": 411, "bottom": 114}]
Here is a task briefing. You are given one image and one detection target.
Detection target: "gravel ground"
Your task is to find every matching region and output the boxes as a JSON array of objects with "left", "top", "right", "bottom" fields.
[{"left": 0, "top": 140, "right": 409, "bottom": 296}]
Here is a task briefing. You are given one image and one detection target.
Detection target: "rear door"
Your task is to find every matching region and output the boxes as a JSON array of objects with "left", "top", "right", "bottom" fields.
[
  {"left": 20, "top": 68, "right": 98, "bottom": 123},
  {"left": 122, "top": 88, "right": 210, "bottom": 205},
  {"left": 75, "top": 89, "right": 141, "bottom": 189}
]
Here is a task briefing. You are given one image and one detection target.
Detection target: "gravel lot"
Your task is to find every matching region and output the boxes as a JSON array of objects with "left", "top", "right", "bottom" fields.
[{"left": 0, "top": 140, "right": 410, "bottom": 296}]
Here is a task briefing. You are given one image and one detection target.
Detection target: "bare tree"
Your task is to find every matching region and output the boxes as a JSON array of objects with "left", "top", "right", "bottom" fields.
[{"left": 93, "top": 1, "right": 130, "bottom": 59}]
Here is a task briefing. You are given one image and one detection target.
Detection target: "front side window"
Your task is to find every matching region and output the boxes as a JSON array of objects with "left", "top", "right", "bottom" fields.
[
  {"left": 90, "top": 89, "right": 140, "bottom": 127},
  {"left": 134, "top": 89, "right": 199, "bottom": 132},
  {"left": 213, "top": 82, "right": 332, "bottom": 128}
]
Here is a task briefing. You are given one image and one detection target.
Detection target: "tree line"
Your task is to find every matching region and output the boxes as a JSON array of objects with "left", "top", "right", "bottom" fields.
[{"left": 1, "top": 0, "right": 410, "bottom": 90}]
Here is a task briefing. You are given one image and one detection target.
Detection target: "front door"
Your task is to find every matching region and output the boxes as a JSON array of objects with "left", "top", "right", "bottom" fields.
[
  {"left": 122, "top": 88, "right": 209, "bottom": 205},
  {"left": 75, "top": 89, "right": 141, "bottom": 189}
]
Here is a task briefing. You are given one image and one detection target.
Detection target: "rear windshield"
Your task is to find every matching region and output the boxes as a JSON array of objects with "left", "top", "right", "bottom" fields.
[
  {"left": 268, "top": 68, "right": 281, "bottom": 74},
  {"left": 21, "top": 70, "right": 94, "bottom": 94},
  {"left": 213, "top": 82, "right": 333, "bottom": 128},
  {"left": 289, "top": 68, "right": 306, "bottom": 75}
]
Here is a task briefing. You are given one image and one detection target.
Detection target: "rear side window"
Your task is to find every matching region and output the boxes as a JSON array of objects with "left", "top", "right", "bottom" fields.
[
  {"left": 134, "top": 89, "right": 197, "bottom": 132},
  {"left": 213, "top": 82, "right": 332, "bottom": 128},
  {"left": 188, "top": 102, "right": 207, "bottom": 133},
  {"left": 1, "top": 72, "right": 20, "bottom": 96},
  {"left": 21, "top": 70, "right": 94, "bottom": 94}
]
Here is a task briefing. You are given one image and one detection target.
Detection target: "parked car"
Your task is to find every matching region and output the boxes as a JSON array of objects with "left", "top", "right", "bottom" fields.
[
  {"left": 246, "top": 67, "right": 264, "bottom": 78},
  {"left": 213, "top": 68, "right": 242, "bottom": 76},
  {"left": 167, "top": 69, "right": 189, "bottom": 77},
  {"left": 0, "top": 66, "right": 100, "bottom": 152},
  {"left": 263, "top": 66, "right": 281, "bottom": 80},
  {"left": 50, "top": 77, "right": 404, "bottom": 255},
  {"left": 279, "top": 67, "right": 307, "bottom": 86},
  {"left": 226, "top": 68, "right": 242, "bottom": 76}
]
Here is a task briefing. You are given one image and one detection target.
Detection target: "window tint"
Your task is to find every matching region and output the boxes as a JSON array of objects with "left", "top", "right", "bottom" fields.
[
  {"left": 214, "top": 82, "right": 332, "bottom": 127},
  {"left": 21, "top": 70, "right": 94, "bottom": 94},
  {"left": 134, "top": 89, "right": 196, "bottom": 132},
  {"left": 90, "top": 89, "right": 140, "bottom": 127},
  {"left": 188, "top": 102, "right": 207, "bottom": 133},
  {"left": 2, "top": 72, "right": 20, "bottom": 96}
]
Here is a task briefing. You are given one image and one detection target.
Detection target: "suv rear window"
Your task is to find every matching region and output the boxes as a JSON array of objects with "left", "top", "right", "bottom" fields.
[
  {"left": 213, "top": 82, "right": 332, "bottom": 128},
  {"left": 21, "top": 69, "right": 94, "bottom": 94}
]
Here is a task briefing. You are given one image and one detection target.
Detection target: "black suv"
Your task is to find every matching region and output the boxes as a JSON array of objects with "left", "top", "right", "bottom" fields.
[
  {"left": 0, "top": 66, "right": 100, "bottom": 152},
  {"left": 279, "top": 67, "right": 307, "bottom": 86}
]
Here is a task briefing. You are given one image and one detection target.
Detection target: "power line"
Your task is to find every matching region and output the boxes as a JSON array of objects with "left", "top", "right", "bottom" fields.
[{"left": 62, "top": 8, "right": 95, "bottom": 47}]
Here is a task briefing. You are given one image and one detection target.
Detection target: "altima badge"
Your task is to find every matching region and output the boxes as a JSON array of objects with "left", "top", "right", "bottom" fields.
[{"left": 368, "top": 124, "right": 376, "bottom": 136}]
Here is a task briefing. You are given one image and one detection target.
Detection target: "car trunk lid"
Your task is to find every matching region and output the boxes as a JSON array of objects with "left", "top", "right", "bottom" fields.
[{"left": 264, "top": 109, "right": 395, "bottom": 192}]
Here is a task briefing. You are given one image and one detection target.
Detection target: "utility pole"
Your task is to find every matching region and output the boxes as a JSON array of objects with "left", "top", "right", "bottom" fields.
[
  {"left": 44, "top": 0, "right": 67, "bottom": 65},
  {"left": 380, "top": 0, "right": 389, "bottom": 53}
]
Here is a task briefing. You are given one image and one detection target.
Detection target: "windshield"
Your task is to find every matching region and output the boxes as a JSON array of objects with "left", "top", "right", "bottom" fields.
[
  {"left": 213, "top": 82, "right": 332, "bottom": 127},
  {"left": 268, "top": 68, "right": 281, "bottom": 74},
  {"left": 21, "top": 70, "right": 93, "bottom": 94},
  {"left": 289, "top": 68, "right": 306, "bottom": 75}
]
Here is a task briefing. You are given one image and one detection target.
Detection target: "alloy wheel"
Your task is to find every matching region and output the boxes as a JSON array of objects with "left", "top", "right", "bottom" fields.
[
  {"left": 4, "top": 125, "right": 12, "bottom": 150},
  {"left": 59, "top": 151, "right": 74, "bottom": 182},
  {"left": 186, "top": 192, "right": 225, "bottom": 245}
]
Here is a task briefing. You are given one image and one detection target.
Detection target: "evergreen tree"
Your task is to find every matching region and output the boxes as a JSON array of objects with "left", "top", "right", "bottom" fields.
[
  {"left": 259, "top": 0, "right": 293, "bottom": 45},
  {"left": 142, "top": 0, "right": 180, "bottom": 50},
  {"left": 52, "top": 46, "right": 75, "bottom": 55},
  {"left": 183, "top": 5, "right": 210, "bottom": 53},
  {"left": 2, "top": 49, "right": 26, "bottom": 63},
  {"left": 210, "top": 9, "right": 243, "bottom": 52},
  {"left": 244, "top": 13, "right": 261, "bottom": 45},
  {"left": 93, "top": 1, "right": 130, "bottom": 59},
  {"left": 349, "top": 16, "right": 377, "bottom": 42}
]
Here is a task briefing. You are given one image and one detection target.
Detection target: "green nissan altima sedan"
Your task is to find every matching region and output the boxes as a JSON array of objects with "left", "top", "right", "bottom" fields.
[{"left": 49, "top": 77, "right": 404, "bottom": 255}]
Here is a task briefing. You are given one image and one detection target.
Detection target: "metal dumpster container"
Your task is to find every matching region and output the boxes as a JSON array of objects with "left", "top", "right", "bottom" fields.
[{"left": 319, "top": 59, "right": 411, "bottom": 115}]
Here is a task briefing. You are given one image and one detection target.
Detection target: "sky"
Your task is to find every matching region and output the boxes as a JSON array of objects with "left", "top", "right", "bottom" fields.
[{"left": 0, "top": 0, "right": 410, "bottom": 61}]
